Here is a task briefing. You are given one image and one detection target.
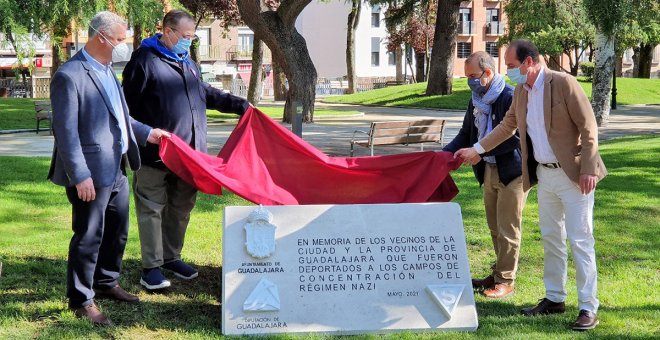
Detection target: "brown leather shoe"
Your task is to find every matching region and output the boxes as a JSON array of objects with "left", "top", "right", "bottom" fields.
[
  {"left": 521, "top": 298, "right": 566, "bottom": 316},
  {"left": 94, "top": 285, "right": 139, "bottom": 303},
  {"left": 483, "top": 283, "right": 514, "bottom": 298},
  {"left": 471, "top": 275, "right": 494, "bottom": 290},
  {"left": 572, "top": 309, "right": 599, "bottom": 331},
  {"left": 72, "top": 302, "right": 112, "bottom": 326}
]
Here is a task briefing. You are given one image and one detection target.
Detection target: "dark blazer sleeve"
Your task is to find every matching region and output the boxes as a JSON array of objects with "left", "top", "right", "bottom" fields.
[
  {"left": 51, "top": 71, "right": 90, "bottom": 185},
  {"left": 204, "top": 82, "right": 250, "bottom": 116},
  {"left": 122, "top": 55, "right": 153, "bottom": 146},
  {"left": 481, "top": 91, "right": 520, "bottom": 157},
  {"left": 443, "top": 100, "right": 474, "bottom": 153}
]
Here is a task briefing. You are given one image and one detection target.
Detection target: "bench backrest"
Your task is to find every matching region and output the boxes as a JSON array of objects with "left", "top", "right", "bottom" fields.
[
  {"left": 369, "top": 119, "right": 445, "bottom": 146},
  {"left": 35, "top": 100, "right": 51, "bottom": 119}
]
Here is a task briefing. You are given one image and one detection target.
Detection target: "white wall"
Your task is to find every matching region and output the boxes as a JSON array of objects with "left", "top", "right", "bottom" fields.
[{"left": 296, "top": 2, "right": 402, "bottom": 78}]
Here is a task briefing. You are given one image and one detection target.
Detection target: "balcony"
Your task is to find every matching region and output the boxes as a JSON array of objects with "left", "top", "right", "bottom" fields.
[
  {"left": 486, "top": 22, "right": 505, "bottom": 36},
  {"left": 198, "top": 45, "right": 224, "bottom": 61},
  {"left": 457, "top": 21, "right": 477, "bottom": 36}
]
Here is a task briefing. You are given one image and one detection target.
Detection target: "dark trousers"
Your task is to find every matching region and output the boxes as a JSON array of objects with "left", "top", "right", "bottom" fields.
[{"left": 66, "top": 172, "right": 129, "bottom": 308}]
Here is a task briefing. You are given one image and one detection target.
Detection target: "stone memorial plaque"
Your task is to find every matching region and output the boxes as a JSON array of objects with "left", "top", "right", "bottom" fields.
[{"left": 222, "top": 203, "right": 478, "bottom": 335}]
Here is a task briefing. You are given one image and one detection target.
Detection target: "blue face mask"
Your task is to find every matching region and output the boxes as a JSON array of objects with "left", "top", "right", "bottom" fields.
[
  {"left": 507, "top": 65, "right": 528, "bottom": 84},
  {"left": 172, "top": 37, "right": 192, "bottom": 55},
  {"left": 467, "top": 72, "right": 488, "bottom": 96}
]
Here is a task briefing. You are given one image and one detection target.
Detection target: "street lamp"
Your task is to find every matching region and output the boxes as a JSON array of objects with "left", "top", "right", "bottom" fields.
[{"left": 611, "top": 41, "right": 617, "bottom": 110}]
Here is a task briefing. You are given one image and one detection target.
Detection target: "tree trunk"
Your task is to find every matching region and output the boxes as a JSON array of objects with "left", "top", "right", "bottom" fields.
[
  {"left": 133, "top": 24, "right": 143, "bottom": 50},
  {"left": 547, "top": 54, "right": 562, "bottom": 71},
  {"left": 615, "top": 54, "right": 623, "bottom": 77},
  {"left": 51, "top": 44, "right": 62, "bottom": 75},
  {"left": 238, "top": 2, "right": 317, "bottom": 123},
  {"left": 632, "top": 47, "right": 640, "bottom": 78},
  {"left": 637, "top": 43, "right": 653, "bottom": 78},
  {"left": 345, "top": 0, "right": 360, "bottom": 94},
  {"left": 272, "top": 58, "right": 287, "bottom": 101},
  {"left": 426, "top": 0, "right": 462, "bottom": 95},
  {"left": 248, "top": 38, "right": 265, "bottom": 104},
  {"left": 591, "top": 31, "right": 614, "bottom": 127},
  {"left": 415, "top": 52, "right": 425, "bottom": 82},
  {"left": 395, "top": 45, "right": 403, "bottom": 81}
]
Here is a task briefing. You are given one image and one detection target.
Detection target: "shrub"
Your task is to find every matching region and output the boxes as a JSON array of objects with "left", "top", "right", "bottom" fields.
[{"left": 580, "top": 62, "right": 595, "bottom": 80}]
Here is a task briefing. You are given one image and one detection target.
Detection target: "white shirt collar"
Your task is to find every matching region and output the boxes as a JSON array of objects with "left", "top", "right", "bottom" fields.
[
  {"left": 524, "top": 66, "right": 545, "bottom": 92},
  {"left": 81, "top": 47, "right": 112, "bottom": 72}
]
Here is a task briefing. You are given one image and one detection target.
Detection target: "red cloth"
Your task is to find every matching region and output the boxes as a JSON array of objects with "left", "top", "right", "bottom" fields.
[{"left": 159, "top": 107, "right": 461, "bottom": 205}]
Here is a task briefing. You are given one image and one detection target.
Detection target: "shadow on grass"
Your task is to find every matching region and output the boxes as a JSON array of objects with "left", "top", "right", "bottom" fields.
[{"left": 0, "top": 256, "right": 226, "bottom": 335}]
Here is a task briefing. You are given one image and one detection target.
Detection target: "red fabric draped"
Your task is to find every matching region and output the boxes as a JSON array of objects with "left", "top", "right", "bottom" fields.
[{"left": 159, "top": 107, "right": 461, "bottom": 205}]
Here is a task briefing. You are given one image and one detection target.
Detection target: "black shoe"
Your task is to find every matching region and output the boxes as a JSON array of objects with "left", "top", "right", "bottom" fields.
[
  {"left": 521, "top": 298, "right": 566, "bottom": 316},
  {"left": 572, "top": 309, "right": 599, "bottom": 331}
]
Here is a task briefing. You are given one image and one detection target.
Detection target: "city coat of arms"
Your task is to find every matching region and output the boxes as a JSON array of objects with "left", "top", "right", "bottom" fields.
[{"left": 244, "top": 206, "right": 277, "bottom": 259}]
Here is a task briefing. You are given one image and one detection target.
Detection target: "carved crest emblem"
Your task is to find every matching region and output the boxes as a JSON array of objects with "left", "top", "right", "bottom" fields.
[{"left": 244, "top": 206, "right": 276, "bottom": 259}]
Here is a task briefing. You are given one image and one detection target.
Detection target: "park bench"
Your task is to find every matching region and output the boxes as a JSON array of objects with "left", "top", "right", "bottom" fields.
[
  {"left": 350, "top": 119, "right": 446, "bottom": 157},
  {"left": 35, "top": 100, "right": 52, "bottom": 135}
]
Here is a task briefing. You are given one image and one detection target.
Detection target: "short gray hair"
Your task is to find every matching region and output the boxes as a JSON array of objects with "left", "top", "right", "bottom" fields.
[
  {"left": 88, "top": 11, "right": 127, "bottom": 38},
  {"left": 466, "top": 51, "right": 498, "bottom": 74}
]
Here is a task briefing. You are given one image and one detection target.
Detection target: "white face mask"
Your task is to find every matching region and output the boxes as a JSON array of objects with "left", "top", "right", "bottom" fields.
[
  {"left": 110, "top": 42, "right": 131, "bottom": 62},
  {"left": 91, "top": 25, "right": 131, "bottom": 62}
]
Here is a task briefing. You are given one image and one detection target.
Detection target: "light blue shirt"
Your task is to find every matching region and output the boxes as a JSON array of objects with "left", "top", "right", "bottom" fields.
[
  {"left": 81, "top": 47, "right": 129, "bottom": 154},
  {"left": 483, "top": 113, "right": 495, "bottom": 164}
]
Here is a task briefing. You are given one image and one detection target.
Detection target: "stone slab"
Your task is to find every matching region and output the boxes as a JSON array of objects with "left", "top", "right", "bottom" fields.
[{"left": 222, "top": 203, "right": 478, "bottom": 335}]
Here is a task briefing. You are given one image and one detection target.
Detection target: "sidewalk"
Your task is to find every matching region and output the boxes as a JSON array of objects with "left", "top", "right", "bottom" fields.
[{"left": 1, "top": 103, "right": 658, "bottom": 157}]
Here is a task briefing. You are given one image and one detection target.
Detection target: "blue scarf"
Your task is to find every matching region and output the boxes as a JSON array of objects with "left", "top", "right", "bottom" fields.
[
  {"left": 472, "top": 74, "right": 505, "bottom": 141},
  {"left": 140, "top": 34, "right": 190, "bottom": 64}
]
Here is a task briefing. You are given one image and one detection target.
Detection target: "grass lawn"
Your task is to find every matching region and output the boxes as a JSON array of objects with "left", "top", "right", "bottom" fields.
[
  {"left": 0, "top": 135, "right": 658, "bottom": 338},
  {"left": 0, "top": 98, "right": 359, "bottom": 131},
  {"left": 207, "top": 105, "right": 360, "bottom": 121},
  {"left": 323, "top": 77, "right": 660, "bottom": 110}
]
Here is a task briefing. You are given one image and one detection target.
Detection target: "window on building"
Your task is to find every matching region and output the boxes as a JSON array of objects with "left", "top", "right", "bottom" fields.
[
  {"left": 457, "top": 42, "right": 472, "bottom": 59},
  {"left": 459, "top": 8, "right": 471, "bottom": 22},
  {"left": 371, "top": 37, "right": 381, "bottom": 66},
  {"left": 624, "top": 48, "right": 634, "bottom": 63},
  {"left": 486, "top": 42, "right": 499, "bottom": 58},
  {"left": 486, "top": 8, "right": 499, "bottom": 22},
  {"left": 388, "top": 51, "right": 396, "bottom": 65},
  {"left": 372, "top": 52, "right": 380, "bottom": 66},
  {"left": 653, "top": 45, "right": 660, "bottom": 63},
  {"left": 371, "top": 13, "right": 380, "bottom": 27},
  {"left": 238, "top": 33, "right": 254, "bottom": 54}
]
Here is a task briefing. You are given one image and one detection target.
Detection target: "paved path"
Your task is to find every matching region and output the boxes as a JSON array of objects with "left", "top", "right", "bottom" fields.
[{"left": 1, "top": 103, "right": 658, "bottom": 157}]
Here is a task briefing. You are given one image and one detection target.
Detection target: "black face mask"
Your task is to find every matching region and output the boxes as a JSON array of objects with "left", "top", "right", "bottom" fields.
[{"left": 467, "top": 71, "right": 487, "bottom": 96}]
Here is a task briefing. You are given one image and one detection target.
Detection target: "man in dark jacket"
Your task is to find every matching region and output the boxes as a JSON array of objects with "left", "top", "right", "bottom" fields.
[
  {"left": 122, "top": 9, "right": 250, "bottom": 290},
  {"left": 443, "top": 51, "right": 527, "bottom": 298}
]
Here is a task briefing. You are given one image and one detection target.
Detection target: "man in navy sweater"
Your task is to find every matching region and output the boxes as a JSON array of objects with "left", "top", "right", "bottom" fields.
[
  {"left": 122, "top": 10, "right": 250, "bottom": 290},
  {"left": 443, "top": 51, "right": 527, "bottom": 298}
]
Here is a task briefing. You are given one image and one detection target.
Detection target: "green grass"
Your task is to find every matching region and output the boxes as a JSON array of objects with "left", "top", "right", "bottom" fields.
[
  {"left": 207, "top": 105, "right": 360, "bottom": 121},
  {"left": 323, "top": 77, "right": 660, "bottom": 110},
  {"left": 0, "top": 98, "right": 40, "bottom": 130},
  {"left": 0, "top": 135, "right": 658, "bottom": 338},
  {"left": 0, "top": 99, "right": 360, "bottom": 130}
]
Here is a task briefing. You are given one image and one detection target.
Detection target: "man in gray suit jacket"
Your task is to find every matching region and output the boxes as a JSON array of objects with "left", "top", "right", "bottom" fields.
[{"left": 48, "top": 11, "right": 168, "bottom": 326}]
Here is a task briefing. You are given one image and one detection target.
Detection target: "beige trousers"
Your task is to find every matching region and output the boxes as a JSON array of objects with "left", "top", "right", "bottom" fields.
[
  {"left": 483, "top": 164, "right": 527, "bottom": 285},
  {"left": 133, "top": 165, "right": 197, "bottom": 269}
]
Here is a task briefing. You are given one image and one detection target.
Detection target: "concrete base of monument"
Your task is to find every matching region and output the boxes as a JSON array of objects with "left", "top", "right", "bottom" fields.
[{"left": 222, "top": 203, "right": 478, "bottom": 335}]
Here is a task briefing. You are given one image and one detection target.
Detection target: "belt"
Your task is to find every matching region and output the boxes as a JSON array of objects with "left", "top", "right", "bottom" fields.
[{"left": 540, "top": 162, "right": 561, "bottom": 169}]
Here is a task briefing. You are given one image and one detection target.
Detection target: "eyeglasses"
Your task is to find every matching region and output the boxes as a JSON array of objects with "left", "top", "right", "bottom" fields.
[{"left": 170, "top": 27, "right": 194, "bottom": 40}]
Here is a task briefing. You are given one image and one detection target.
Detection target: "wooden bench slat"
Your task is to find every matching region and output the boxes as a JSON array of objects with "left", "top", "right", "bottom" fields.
[
  {"left": 371, "top": 127, "right": 411, "bottom": 137},
  {"left": 350, "top": 118, "right": 446, "bottom": 156},
  {"left": 370, "top": 121, "right": 410, "bottom": 129}
]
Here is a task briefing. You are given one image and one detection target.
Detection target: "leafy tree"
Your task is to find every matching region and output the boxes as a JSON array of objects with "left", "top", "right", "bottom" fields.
[
  {"left": 425, "top": 0, "right": 462, "bottom": 95},
  {"left": 502, "top": 0, "right": 594, "bottom": 76},
  {"left": 382, "top": 0, "right": 435, "bottom": 83},
  {"left": 615, "top": 0, "right": 660, "bottom": 78},
  {"left": 237, "top": 0, "right": 318, "bottom": 123}
]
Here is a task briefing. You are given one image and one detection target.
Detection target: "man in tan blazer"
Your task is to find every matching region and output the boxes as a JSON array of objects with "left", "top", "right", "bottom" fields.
[{"left": 456, "top": 40, "right": 606, "bottom": 331}]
